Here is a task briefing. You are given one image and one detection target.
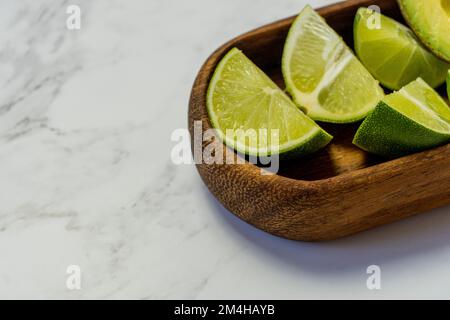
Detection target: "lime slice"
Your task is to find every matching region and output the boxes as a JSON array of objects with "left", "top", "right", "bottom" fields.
[
  {"left": 206, "top": 48, "right": 332, "bottom": 157},
  {"left": 282, "top": 5, "right": 384, "bottom": 123},
  {"left": 353, "top": 78, "right": 450, "bottom": 158},
  {"left": 398, "top": 0, "right": 450, "bottom": 63},
  {"left": 354, "top": 7, "right": 449, "bottom": 90}
]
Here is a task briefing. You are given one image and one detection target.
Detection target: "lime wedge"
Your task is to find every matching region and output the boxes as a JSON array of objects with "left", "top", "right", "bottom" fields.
[
  {"left": 354, "top": 7, "right": 449, "bottom": 90},
  {"left": 353, "top": 78, "right": 450, "bottom": 158},
  {"left": 206, "top": 48, "right": 332, "bottom": 157},
  {"left": 282, "top": 5, "right": 384, "bottom": 123},
  {"left": 398, "top": 0, "right": 450, "bottom": 63}
]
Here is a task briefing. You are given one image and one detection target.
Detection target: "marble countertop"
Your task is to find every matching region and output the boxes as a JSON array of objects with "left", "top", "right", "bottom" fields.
[{"left": 0, "top": 0, "right": 449, "bottom": 299}]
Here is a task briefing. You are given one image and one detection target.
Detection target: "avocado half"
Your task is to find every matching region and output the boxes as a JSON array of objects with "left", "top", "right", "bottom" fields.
[{"left": 398, "top": 0, "right": 450, "bottom": 63}]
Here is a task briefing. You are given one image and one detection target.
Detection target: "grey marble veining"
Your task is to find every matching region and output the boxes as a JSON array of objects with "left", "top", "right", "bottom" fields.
[{"left": 0, "top": 0, "right": 449, "bottom": 299}]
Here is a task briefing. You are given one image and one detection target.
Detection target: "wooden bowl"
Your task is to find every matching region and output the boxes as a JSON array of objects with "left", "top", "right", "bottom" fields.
[{"left": 188, "top": 0, "right": 450, "bottom": 241}]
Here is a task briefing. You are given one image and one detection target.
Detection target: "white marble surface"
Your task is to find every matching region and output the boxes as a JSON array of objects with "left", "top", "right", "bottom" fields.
[{"left": 0, "top": 0, "right": 449, "bottom": 299}]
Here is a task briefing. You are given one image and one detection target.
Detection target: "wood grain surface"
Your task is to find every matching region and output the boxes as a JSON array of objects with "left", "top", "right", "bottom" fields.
[{"left": 188, "top": 0, "right": 450, "bottom": 241}]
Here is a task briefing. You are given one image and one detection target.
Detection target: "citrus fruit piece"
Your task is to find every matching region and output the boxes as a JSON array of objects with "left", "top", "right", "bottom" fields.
[
  {"left": 398, "top": 0, "right": 450, "bottom": 63},
  {"left": 207, "top": 48, "right": 332, "bottom": 158},
  {"left": 282, "top": 5, "right": 384, "bottom": 123},
  {"left": 353, "top": 78, "right": 450, "bottom": 158},
  {"left": 354, "top": 7, "right": 449, "bottom": 90}
]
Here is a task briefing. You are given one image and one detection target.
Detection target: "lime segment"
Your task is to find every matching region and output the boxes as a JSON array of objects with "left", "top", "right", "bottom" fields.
[
  {"left": 398, "top": 0, "right": 450, "bottom": 63},
  {"left": 353, "top": 78, "right": 450, "bottom": 158},
  {"left": 354, "top": 7, "right": 449, "bottom": 90},
  {"left": 282, "top": 5, "right": 384, "bottom": 123},
  {"left": 207, "top": 48, "right": 332, "bottom": 157}
]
